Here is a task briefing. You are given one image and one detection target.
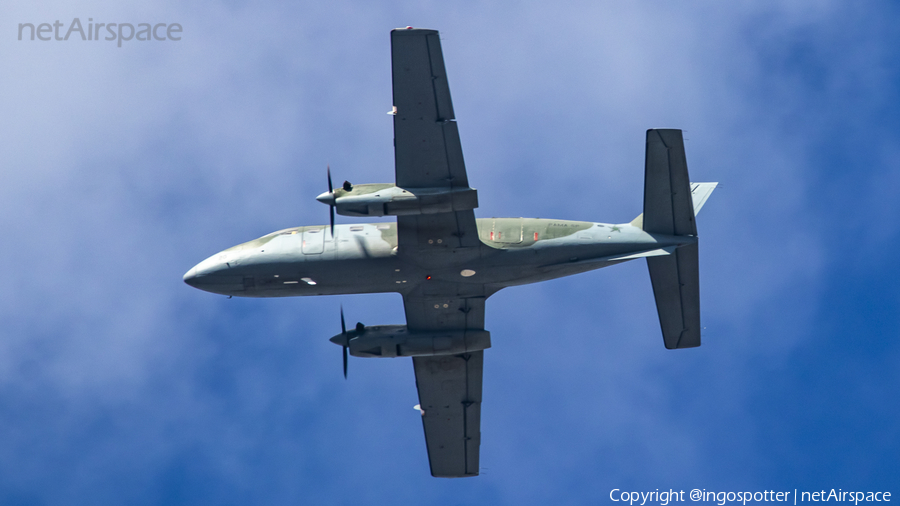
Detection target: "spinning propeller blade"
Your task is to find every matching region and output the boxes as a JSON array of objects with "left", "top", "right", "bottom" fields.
[
  {"left": 340, "top": 305, "right": 348, "bottom": 379},
  {"left": 327, "top": 166, "right": 335, "bottom": 237}
]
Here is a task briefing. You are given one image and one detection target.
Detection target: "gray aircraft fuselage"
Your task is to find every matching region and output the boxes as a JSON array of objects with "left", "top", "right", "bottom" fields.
[{"left": 183, "top": 217, "right": 695, "bottom": 298}]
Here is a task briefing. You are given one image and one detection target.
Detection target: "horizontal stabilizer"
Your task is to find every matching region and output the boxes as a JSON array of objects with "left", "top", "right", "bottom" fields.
[
  {"left": 648, "top": 244, "right": 700, "bottom": 349},
  {"left": 643, "top": 129, "right": 696, "bottom": 236},
  {"left": 642, "top": 129, "right": 703, "bottom": 349}
]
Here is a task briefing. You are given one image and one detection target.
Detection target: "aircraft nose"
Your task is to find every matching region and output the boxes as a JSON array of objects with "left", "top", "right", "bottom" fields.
[
  {"left": 183, "top": 254, "right": 227, "bottom": 289},
  {"left": 183, "top": 265, "right": 201, "bottom": 288},
  {"left": 183, "top": 253, "right": 245, "bottom": 295},
  {"left": 316, "top": 191, "right": 335, "bottom": 205}
]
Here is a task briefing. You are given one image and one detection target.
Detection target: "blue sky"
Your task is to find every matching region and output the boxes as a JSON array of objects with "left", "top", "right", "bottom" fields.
[{"left": 1, "top": 1, "right": 898, "bottom": 504}]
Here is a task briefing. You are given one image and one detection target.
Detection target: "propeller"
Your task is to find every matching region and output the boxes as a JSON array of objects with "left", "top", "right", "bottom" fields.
[
  {"left": 340, "top": 305, "right": 348, "bottom": 379},
  {"left": 327, "top": 166, "right": 335, "bottom": 237},
  {"left": 336, "top": 307, "right": 366, "bottom": 380},
  {"left": 317, "top": 166, "right": 352, "bottom": 238}
]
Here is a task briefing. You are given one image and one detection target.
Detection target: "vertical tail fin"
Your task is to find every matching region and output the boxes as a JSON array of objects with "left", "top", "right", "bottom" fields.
[
  {"left": 688, "top": 182, "right": 718, "bottom": 215},
  {"left": 630, "top": 183, "right": 718, "bottom": 229}
]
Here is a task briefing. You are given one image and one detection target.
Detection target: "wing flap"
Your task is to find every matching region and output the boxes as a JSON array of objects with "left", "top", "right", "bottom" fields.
[
  {"left": 397, "top": 212, "right": 481, "bottom": 252},
  {"left": 403, "top": 292, "right": 486, "bottom": 331},
  {"left": 413, "top": 351, "right": 483, "bottom": 477}
]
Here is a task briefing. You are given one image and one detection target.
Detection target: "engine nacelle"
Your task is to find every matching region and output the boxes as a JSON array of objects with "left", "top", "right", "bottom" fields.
[
  {"left": 329, "top": 324, "right": 491, "bottom": 358},
  {"left": 317, "top": 183, "right": 478, "bottom": 217}
]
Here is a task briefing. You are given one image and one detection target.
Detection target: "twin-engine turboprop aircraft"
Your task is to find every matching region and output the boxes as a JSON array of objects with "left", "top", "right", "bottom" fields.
[{"left": 184, "top": 27, "right": 717, "bottom": 478}]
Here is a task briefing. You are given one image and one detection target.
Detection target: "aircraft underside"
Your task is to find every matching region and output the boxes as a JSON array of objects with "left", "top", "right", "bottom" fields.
[{"left": 184, "top": 27, "right": 716, "bottom": 478}]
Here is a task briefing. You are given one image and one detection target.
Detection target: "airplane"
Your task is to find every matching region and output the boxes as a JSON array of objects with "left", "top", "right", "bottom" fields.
[{"left": 183, "top": 27, "right": 717, "bottom": 478}]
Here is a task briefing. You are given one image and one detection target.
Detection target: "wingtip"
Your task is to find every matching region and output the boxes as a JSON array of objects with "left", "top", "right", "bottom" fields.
[{"left": 391, "top": 27, "right": 438, "bottom": 35}]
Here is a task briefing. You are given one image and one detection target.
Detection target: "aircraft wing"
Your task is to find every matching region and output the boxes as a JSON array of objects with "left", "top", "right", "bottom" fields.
[
  {"left": 391, "top": 28, "right": 468, "bottom": 189},
  {"left": 404, "top": 288, "right": 486, "bottom": 478},
  {"left": 392, "top": 27, "right": 487, "bottom": 478},
  {"left": 391, "top": 28, "right": 480, "bottom": 251}
]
